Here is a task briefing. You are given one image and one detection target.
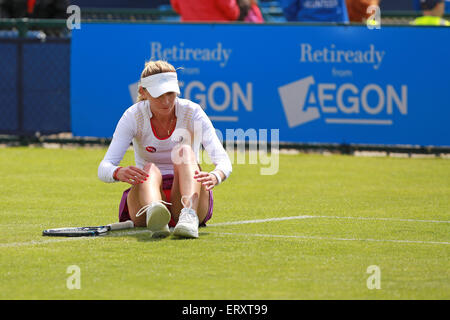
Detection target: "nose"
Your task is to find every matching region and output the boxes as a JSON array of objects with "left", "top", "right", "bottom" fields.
[{"left": 161, "top": 93, "right": 174, "bottom": 104}]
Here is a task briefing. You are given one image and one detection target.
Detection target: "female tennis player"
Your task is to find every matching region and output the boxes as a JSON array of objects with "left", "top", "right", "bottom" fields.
[{"left": 98, "top": 60, "right": 232, "bottom": 238}]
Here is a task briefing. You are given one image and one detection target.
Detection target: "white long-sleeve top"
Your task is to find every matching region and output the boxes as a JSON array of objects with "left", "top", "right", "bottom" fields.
[{"left": 98, "top": 98, "right": 232, "bottom": 183}]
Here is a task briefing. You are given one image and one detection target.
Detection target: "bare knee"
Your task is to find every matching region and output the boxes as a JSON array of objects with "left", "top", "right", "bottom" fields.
[
  {"left": 176, "top": 144, "right": 195, "bottom": 158},
  {"left": 142, "top": 162, "right": 162, "bottom": 183},
  {"left": 172, "top": 144, "right": 196, "bottom": 169},
  {"left": 143, "top": 162, "right": 161, "bottom": 175}
]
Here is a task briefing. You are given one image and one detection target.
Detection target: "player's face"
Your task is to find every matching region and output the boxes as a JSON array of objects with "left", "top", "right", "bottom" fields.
[
  {"left": 156, "top": 92, "right": 176, "bottom": 108},
  {"left": 148, "top": 91, "right": 177, "bottom": 114}
]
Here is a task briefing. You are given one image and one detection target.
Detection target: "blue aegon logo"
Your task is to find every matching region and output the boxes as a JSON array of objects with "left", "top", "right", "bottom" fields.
[{"left": 278, "top": 75, "right": 407, "bottom": 127}]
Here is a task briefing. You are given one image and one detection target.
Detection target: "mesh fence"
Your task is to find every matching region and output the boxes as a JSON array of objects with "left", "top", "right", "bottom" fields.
[
  {"left": 0, "top": 36, "right": 70, "bottom": 136},
  {"left": 22, "top": 40, "right": 71, "bottom": 134},
  {"left": 80, "top": 6, "right": 447, "bottom": 25},
  {"left": 81, "top": 7, "right": 179, "bottom": 22},
  {"left": 0, "top": 40, "right": 18, "bottom": 132}
]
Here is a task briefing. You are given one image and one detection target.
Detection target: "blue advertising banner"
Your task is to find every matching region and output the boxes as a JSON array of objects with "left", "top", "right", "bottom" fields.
[{"left": 71, "top": 23, "right": 450, "bottom": 146}]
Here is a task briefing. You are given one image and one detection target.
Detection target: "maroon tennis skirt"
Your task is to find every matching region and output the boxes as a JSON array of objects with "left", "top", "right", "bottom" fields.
[{"left": 118, "top": 174, "right": 213, "bottom": 227}]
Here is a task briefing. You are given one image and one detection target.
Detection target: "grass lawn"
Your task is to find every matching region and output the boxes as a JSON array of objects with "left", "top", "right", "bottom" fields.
[{"left": 0, "top": 147, "right": 449, "bottom": 299}]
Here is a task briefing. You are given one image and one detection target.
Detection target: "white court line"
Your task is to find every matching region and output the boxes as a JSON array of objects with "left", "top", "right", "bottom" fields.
[
  {"left": 1, "top": 214, "right": 449, "bottom": 248},
  {"left": 207, "top": 232, "right": 450, "bottom": 246},
  {"left": 0, "top": 236, "right": 98, "bottom": 248},
  {"left": 209, "top": 215, "right": 450, "bottom": 226},
  {"left": 209, "top": 215, "right": 317, "bottom": 226}
]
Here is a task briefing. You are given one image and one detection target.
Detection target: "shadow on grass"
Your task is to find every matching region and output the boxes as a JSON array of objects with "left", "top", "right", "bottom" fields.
[
  {"left": 107, "top": 227, "right": 211, "bottom": 242},
  {"left": 169, "top": 232, "right": 210, "bottom": 241}
]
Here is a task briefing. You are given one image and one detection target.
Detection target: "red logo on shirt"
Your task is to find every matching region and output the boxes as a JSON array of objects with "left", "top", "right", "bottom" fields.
[{"left": 146, "top": 146, "right": 156, "bottom": 153}]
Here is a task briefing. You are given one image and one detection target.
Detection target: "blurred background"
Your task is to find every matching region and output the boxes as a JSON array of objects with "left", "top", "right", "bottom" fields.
[{"left": 0, "top": 0, "right": 449, "bottom": 154}]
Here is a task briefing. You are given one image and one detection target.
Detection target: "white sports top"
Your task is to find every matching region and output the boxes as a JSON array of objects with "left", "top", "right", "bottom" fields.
[{"left": 98, "top": 98, "right": 232, "bottom": 183}]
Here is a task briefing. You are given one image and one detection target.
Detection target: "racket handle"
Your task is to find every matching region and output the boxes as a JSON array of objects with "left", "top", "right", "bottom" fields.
[{"left": 108, "top": 220, "right": 134, "bottom": 231}]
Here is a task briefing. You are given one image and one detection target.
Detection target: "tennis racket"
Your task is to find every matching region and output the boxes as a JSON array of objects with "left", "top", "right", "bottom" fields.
[{"left": 42, "top": 220, "right": 134, "bottom": 237}]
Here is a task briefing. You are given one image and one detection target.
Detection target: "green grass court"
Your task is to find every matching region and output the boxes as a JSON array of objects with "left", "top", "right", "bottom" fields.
[{"left": 0, "top": 147, "right": 449, "bottom": 299}]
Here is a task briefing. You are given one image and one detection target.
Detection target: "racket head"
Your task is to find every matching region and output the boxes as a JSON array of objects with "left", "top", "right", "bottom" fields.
[{"left": 42, "top": 226, "right": 109, "bottom": 237}]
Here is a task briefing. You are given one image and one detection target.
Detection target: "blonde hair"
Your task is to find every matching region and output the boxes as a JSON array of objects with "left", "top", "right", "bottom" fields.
[{"left": 137, "top": 60, "right": 176, "bottom": 102}]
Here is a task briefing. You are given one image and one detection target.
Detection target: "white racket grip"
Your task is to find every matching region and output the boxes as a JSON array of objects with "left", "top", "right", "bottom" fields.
[{"left": 108, "top": 220, "right": 134, "bottom": 231}]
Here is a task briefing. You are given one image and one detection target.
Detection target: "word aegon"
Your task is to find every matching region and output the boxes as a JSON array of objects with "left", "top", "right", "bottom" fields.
[{"left": 182, "top": 81, "right": 253, "bottom": 112}]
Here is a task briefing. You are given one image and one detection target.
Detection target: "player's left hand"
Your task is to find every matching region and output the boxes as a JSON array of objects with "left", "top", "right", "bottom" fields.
[{"left": 194, "top": 170, "right": 217, "bottom": 191}]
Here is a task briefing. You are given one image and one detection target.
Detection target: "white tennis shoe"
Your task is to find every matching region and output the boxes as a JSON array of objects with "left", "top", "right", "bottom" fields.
[
  {"left": 173, "top": 204, "right": 199, "bottom": 239},
  {"left": 151, "top": 224, "right": 171, "bottom": 239},
  {"left": 136, "top": 201, "right": 172, "bottom": 238}
]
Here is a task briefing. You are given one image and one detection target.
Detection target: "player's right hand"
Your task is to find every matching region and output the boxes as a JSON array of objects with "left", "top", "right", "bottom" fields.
[{"left": 116, "top": 166, "right": 149, "bottom": 185}]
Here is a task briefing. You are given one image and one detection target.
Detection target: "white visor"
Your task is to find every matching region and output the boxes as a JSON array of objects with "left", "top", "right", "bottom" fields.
[{"left": 140, "top": 72, "right": 181, "bottom": 98}]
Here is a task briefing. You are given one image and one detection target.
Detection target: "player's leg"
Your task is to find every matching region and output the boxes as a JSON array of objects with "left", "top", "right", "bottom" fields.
[
  {"left": 170, "top": 144, "right": 210, "bottom": 238},
  {"left": 127, "top": 162, "right": 171, "bottom": 233},
  {"left": 170, "top": 166, "right": 211, "bottom": 224}
]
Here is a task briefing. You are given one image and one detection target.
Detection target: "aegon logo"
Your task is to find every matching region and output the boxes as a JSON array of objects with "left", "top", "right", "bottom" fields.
[
  {"left": 129, "top": 80, "right": 252, "bottom": 122},
  {"left": 278, "top": 76, "right": 408, "bottom": 127}
]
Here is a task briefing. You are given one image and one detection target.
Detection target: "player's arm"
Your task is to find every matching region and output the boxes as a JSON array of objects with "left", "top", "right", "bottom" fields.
[
  {"left": 114, "top": 165, "right": 148, "bottom": 185},
  {"left": 98, "top": 111, "right": 147, "bottom": 185},
  {"left": 194, "top": 169, "right": 226, "bottom": 191},
  {"left": 193, "top": 107, "right": 232, "bottom": 190}
]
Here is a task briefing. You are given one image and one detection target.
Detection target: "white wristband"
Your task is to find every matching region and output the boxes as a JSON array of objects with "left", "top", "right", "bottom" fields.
[{"left": 210, "top": 171, "right": 222, "bottom": 185}]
